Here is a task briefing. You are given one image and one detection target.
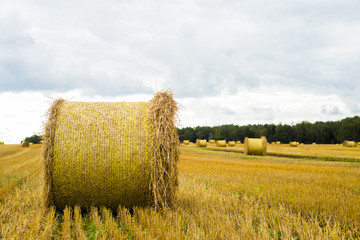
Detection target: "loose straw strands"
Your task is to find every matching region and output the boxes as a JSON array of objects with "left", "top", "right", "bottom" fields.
[{"left": 42, "top": 91, "right": 179, "bottom": 210}]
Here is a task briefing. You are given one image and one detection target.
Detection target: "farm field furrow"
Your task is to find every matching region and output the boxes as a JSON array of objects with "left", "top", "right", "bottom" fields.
[{"left": 0, "top": 144, "right": 360, "bottom": 239}]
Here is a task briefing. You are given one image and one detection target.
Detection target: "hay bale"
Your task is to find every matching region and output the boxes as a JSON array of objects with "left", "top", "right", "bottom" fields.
[
  {"left": 235, "top": 141, "right": 241, "bottom": 144},
  {"left": 196, "top": 139, "right": 207, "bottom": 147},
  {"left": 343, "top": 140, "right": 357, "bottom": 147},
  {"left": 183, "top": 140, "right": 190, "bottom": 145},
  {"left": 312, "top": 142, "right": 316, "bottom": 145},
  {"left": 216, "top": 140, "right": 226, "bottom": 147},
  {"left": 21, "top": 141, "right": 29, "bottom": 147},
  {"left": 289, "top": 142, "right": 298, "bottom": 147},
  {"left": 209, "top": 139, "right": 216, "bottom": 143},
  {"left": 276, "top": 141, "right": 281, "bottom": 145},
  {"left": 0, "top": 141, "right": 4, "bottom": 145},
  {"left": 244, "top": 137, "right": 267, "bottom": 156},
  {"left": 42, "top": 91, "right": 179, "bottom": 210},
  {"left": 228, "top": 141, "right": 235, "bottom": 147},
  {"left": 39, "top": 140, "right": 45, "bottom": 144}
]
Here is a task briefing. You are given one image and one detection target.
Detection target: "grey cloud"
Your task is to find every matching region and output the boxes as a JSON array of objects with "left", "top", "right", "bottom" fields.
[
  {"left": 0, "top": 0, "right": 360, "bottom": 105},
  {"left": 321, "top": 105, "right": 341, "bottom": 115}
]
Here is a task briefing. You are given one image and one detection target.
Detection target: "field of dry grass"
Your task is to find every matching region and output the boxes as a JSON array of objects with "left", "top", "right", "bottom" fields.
[
  {"left": 1, "top": 144, "right": 360, "bottom": 239},
  {"left": 201, "top": 142, "right": 360, "bottom": 161}
]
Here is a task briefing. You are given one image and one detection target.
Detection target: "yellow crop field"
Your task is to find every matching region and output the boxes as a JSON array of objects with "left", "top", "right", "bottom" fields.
[
  {"left": 206, "top": 142, "right": 360, "bottom": 161},
  {"left": 1, "top": 144, "right": 360, "bottom": 239}
]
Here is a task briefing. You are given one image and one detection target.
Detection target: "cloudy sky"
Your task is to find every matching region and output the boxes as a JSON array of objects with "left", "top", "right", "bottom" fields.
[{"left": 1, "top": 0, "right": 360, "bottom": 143}]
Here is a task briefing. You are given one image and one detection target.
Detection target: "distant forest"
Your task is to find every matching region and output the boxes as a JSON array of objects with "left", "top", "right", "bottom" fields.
[{"left": 177, "top": 116, "right": 360, "bottom": 144}]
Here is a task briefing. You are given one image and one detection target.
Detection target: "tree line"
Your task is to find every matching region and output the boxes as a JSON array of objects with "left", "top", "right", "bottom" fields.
[{"left": 177, "top": 116, "right": 360, "bottom": 144}]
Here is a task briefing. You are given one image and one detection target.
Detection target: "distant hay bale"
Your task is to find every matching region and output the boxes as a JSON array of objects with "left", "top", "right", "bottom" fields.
[
  {"left": 235, "top": 141, "right": 241, "bottom": 144},
  {"left": 183, "top": 140, "right": 190, "bottom": 145},
  {"left": 39, "top": 140, "right": 45, "bottom": 144},
  {"left": 289, "top": 142, "right": 298, "bottom": 147},
  {"left": 0, "top": 141, "right": 4, "bottom": 145},
  {"left": 244, "top": 137, "right": 267, "bottom": 156},
  {"left": 21, "top": 141, "right": 30, "bottom": 147},
  {"left": 209, "top": 139, "right": 216, "bottom": 143},
  {"left": 343, "top": 140, "right": 357, "bottom": 147},
  {"left": 276, "top": 141, "right": 281, "bottom": 145},
  {"left": 216, "top": 140, "right": 226, "bottom": 147},
  {"left": 271, "top": 142, "right": 275, "bottom": 145},
  {"left": 196, "top": 139, "right": 207, "bottom": 147},
  {"left": 42, "top": 91, "right": 179, "bottom": 210},
  {"left": 29, "top": 142, "right": 33, "bottom": 146},
  {"left": 228, "top": 141, "right": 235, "bottom": 147}
]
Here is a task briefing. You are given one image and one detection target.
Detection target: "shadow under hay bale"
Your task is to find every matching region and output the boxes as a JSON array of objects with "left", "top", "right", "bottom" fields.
[
  {"left": 42, "top": 91, "right": 179, "bottom": 211},
  {"left": 244, "top": 137, "right": 267, "bottom": 156}
]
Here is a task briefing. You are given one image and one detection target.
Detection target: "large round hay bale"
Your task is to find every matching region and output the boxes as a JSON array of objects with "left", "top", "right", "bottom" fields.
[
  {"left": 289, "top": 142, "right": 298, "bottom": 147},
  {"left": 0, "top": 141, "right": 4, "bottom": 145},
  {"left": 196, "top": 139, "right": 207, "bottom": 147},
  {"left": 343, "top": 140, "right": 357, "bottom": 147},
  {"left": 209, "top": 139, "right": 216, "bottom": 143},
  {"left": 228, "top": 141, "right": 235, "bottom": 147},
  {"left": 21, "top": 141, "right": 29, "bottom": 147},
  {"left": 183, "top": 140, "right": 190, "bottom": 145},
  {"left": 216, "top": 140, "right": 226, "bottom": 147},
  {"left": 235, "top": 140, "right": 241, "bottom": 144},
  {"left": 42, "top": 91, "right": 179, "bottom": 210},
  {"left": 276, "top": 141, "right": 281, "bottom": 145},
  {"left": 244, "top": 137, "right": 267, "bottom": 156}
]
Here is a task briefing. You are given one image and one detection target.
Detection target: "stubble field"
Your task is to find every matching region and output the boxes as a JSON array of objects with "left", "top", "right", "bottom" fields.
[{"left": 0, "top": 143, "right": 359, "bottom": 239}]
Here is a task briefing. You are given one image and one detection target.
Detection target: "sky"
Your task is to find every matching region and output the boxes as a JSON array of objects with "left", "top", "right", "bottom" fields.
[{"left": 1, "top": 0, "right": 360, "bottom": 143}]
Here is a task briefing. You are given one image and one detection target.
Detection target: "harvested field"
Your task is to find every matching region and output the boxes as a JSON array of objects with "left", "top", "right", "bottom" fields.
[{"left": 1, "top": 144, "right": 360, "bottom": 239}]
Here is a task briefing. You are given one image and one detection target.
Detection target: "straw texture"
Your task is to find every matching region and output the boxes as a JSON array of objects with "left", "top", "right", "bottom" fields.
[
  {"left": 196, "top": 139, "right": 207, "bottom": 147},
  {"left": 42, "top": 91, "right": 179, "bottom": 210},
  {"left": 244, "top": 137, "right": 267, "bottom": 156},
  {"left": 216, "top": 140, "right": 226, "bottom": 147}
]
